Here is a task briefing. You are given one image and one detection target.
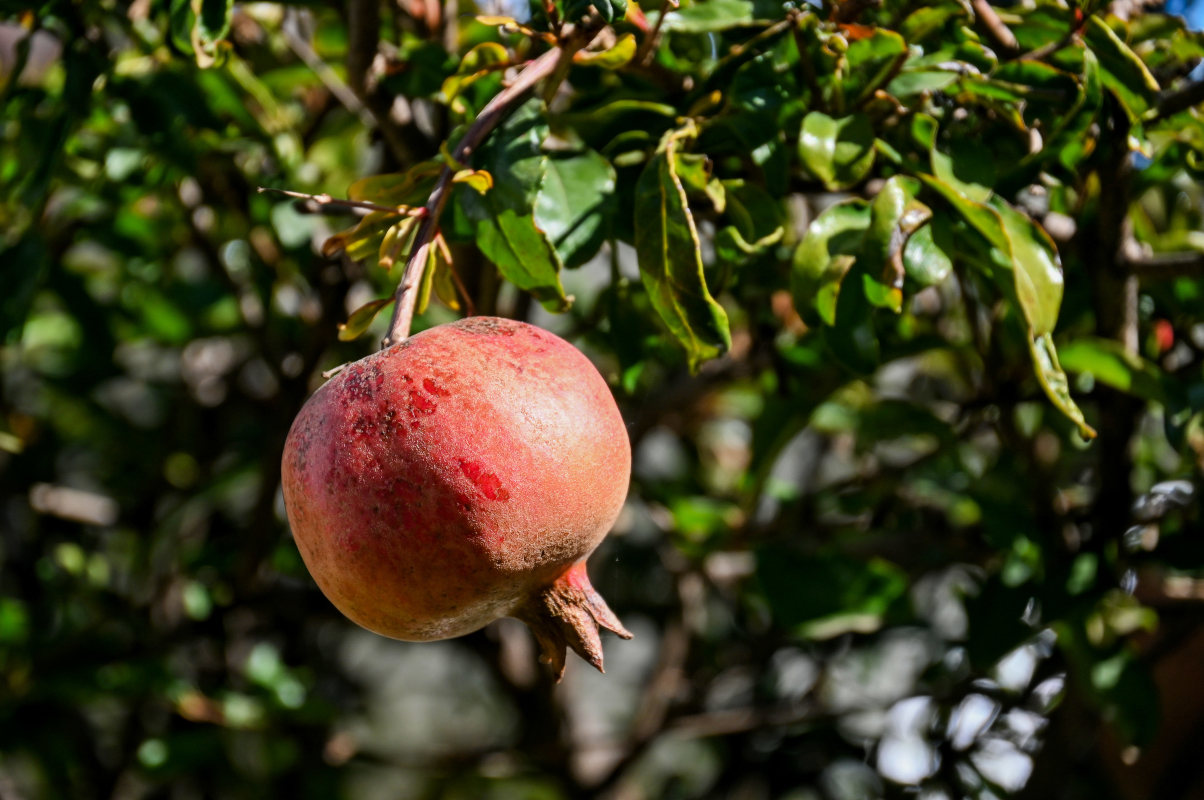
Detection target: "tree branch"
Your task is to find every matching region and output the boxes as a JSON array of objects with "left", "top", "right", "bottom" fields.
[
  {"left": 380, "top": 46, "right": 568, "bottom": 348},
  {"left": 1127, "top": 250, "right": 1204, "bottom": 281},
  {"left": 282, "top": 9, "right": 374, "bottom": 128},
  {"left": 343, "top": 0, "right": 426, "bottom": 166},
  {"left": 971, "top": 0, "right": 1019, "bottom": 56},
  {"left": 1151, "top": 78, "right": 1204, "bottom": 123}
]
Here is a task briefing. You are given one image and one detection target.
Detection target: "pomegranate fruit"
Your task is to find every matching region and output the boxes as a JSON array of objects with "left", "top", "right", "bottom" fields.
[{"left": 281, "top": 316, "right": 632, "bottom": 678}]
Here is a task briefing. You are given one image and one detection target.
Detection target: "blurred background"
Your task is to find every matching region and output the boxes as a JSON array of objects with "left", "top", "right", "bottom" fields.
[{"left": 5, "top": 1, "right": 1204, "bottom": 799}]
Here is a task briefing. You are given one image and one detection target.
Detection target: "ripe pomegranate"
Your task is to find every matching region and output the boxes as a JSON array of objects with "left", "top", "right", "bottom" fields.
[{"left": 281, "top": 316, "right": 632, "bottom": 678}]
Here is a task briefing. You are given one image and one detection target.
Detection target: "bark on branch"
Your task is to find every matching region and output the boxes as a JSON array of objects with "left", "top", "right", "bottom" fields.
[{"left": 380, "top": 46, "right": 567, "bottom": 349}]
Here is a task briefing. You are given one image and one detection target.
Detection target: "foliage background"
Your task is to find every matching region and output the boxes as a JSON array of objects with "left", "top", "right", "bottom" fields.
[{"left": 5, "top": 0, "right": 1204, "bottom": 798}]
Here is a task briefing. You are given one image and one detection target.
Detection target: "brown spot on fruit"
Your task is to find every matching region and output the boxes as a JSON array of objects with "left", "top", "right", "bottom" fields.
[{"left": 458, "top": 317, "right": 518, "bottom": 336}]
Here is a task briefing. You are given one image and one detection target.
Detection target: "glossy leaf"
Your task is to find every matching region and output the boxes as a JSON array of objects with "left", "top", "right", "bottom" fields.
[
  {"left": 716, "top": 180, "right": 783, "bottom": 261},
  {"left": 459, "top": 99, "right": 570, "bottom": 311},
  {"left": 792, "top": 201, "right": 870, "bottom": 326},
  {"left": 1058, "top": 337, "right": 1168, "bottom": 402},
  {"left": 902, "top": 222, "right": 954, "bottom": 287},
  {"left": 1083, "top": 16, "right": 1160, "bottom": 119},
  {"left": 991, "top": 197, "right": 1063, "bottom": 337},
  {"left": 921, "top": 176, "right": 1090, "bottom": 435},
  {"left": 899, "top": 5, "right": 964, "bottom": 41},
  {"left": 861, "top": 176, "right": 930, "bottom": 312},
  {"left": 441, "top": 42, "right": 509, "bottom": 105},
  {"left": 841, "top": 29, "right": 909, "bottom": 110},
  {"left": 535, "top": 149, "right": 616, "bottom": 268},
  {"left": 932, "top": 138, "right": 995, "bottom": 204},
  {"left": 633, "top": 128, "right": 731, "bottom": 369},
  {"left": 825, "top": 264, "right": 881, "bottom": 374},
  {"left": 451, "top": 168, "right": 493, "bottom": 194},
  {"left": 377, "top": 216, "right": 420, "bottom": 270},
  {"left": 799, "top": 112, "right": 875, "bottom": 190},
  {"left": 661, "top": 0, "right": 754, "bottom": 33},
  {"left": 337, "top": 297, "right": 393, "bottom": 342},
  {"left": 416, "top": 246, "right": 437, "bottom": 315}
]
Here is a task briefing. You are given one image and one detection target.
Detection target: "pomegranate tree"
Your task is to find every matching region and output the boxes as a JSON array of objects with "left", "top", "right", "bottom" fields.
[{"left": 280, "top": 316, "right": 632, "bottom": 678}]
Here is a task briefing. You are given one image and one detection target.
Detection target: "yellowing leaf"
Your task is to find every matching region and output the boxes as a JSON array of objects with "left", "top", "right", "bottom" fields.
[
  {"left": 442, "top": 42, "right": 509, "bottom": 104},
  {"left": 348, "top": 159, "right": 442, "bottom": 206},
  {"left": 1030, "top": 334, "right": 1097, "bottom": 439},
  {"left": 634, "top": 125, "right": 731, "bottom": 370},
  {"left": 416, "top": 246, "right": 437, "bottom": 316},
  {"left": 574, "top": 34, "right": 637, "bottom": 69},
  {"left": 323, "top": 211, "right": 399, "bottom": 261},
  {"left": 378, "top": 216, "right": 420, "bottom": 270},
  {"left": 337, "top": 297, "right": 393, "bottom": 342},
  {"left": 452, "top": 168, "right": 493, "bottom": 194}
]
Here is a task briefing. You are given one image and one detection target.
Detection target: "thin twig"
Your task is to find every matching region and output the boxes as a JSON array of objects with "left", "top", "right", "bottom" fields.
[
  {"left": 380, "top": 46, "right": 567, "bottom": 348},
  {"left": 255, "top": 186, "right": 422, "bottom": 216},
  {"left": 1150, "top": 78, "right": 1204, "bottom": 123},
  {"left": 1018, "top": 30, "right": 1080, "bottom": 62},
  {"left": 341, "top": 0, "right": 423, "bottom": 165},
  {"left": 281, "top": 9, "right": 373, "bottom": 127},
  {"left": 1126, "top": 250, "right": 1204, "bottom": 281},
  {"left": 634, "top": 0, "right": 679, "bottom": 66},
  {"left": 970, "top": 0, "right": 1019, "bottom": 55}
]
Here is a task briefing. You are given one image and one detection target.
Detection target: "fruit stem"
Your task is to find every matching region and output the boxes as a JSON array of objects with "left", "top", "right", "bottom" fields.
[
  {"left": 514, "top": 561, "right": 633, "bottom": 681},
  {"left": 379, "top": 46, "right": 564, "bottom": 350},
  {"left": 380, "top": 23, "right": 605, "bottom": 349}
]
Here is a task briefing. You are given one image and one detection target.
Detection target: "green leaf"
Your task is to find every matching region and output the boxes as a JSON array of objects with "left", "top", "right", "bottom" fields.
[
  {"left": 1030, "top": 334, "right": 1097, "bottom": 438},
  {"left": 990, "top": 197, "right": 1063, "bottom": 337},
  {"left": 1058, "top": 337, "right": 1168, "bottom": 402},
  {"left": 887, "top": 68, "right": 961, "bottom": 98},
  {"left": 756, "top": 546, "right": 908, "bottom": 639},
  {"left": 460, "top": 99, "right": 570, "bottom": 311},
  {"left": 841, "top": 29, "right": 909, "bottom": 110},
  {"left": 715, "top": 180, "right": 783, "bottom": 262},
  {"left": 902, "top": 221, "right": 954, "bottom": 287},
  {"left": 442, "top": 42, "right": 509, "bottom": 106},
  {"left": 921, "top": 176, "right": 1092, "bottom": 436},
  {"left": 633, "top": 127, "right": 731, "bottom": 370},
  {"left": 861, "top": 176, "right": 931, "bottom": 312},
  {"left": 899, "top": 4, "right": 964, "bottom": 42},
  {"left": 825, "top": 261, "right": 881, "bottom": 374},
  {"left": 338, "top": 297, "right": 393, "bottom": 342},
  {"left": 932, "top": 137, "right": 995, "bottom": 204},
  {"left": 791, "top": 200, "right": 870, "bottom": 326},
  {"left": 171, "top": 0, "right": 233, "bottom": 67},
  {"left": 1082, "top": 16, "right": 1160, "bottom": 119},
  {"left": 416, "top": 246, "right": 438, "bottom": 315},
  {"left": 661, "top": 0, "right": 755, "bottom": 33},
  {"left": 799, "top": 112, "right": 875, "bottom": 190},
  {"left": 534, "top": 149, "right": 616, "bottom": 268}
]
